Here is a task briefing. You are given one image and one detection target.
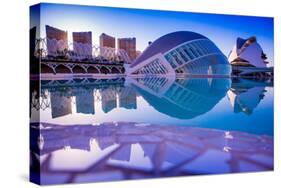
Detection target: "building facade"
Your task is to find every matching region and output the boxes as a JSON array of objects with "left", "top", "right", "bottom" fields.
[
  {"left": 72, "top": 31, "right": 92, "bottom": 59},
  {"left": 99, "top": 33, "right": 116, "bottom": 60},
  {"left": 45, "top": 25, "right": 68, "bottom": 56},
  {"left": 228, "top": 36, "right": 268, "bottom": 68},
  {"left": 118, "top": 37, "right": 137, "bottom": 62},
  {"left": 100, "top": 33, "right": 116, "bottom": 48},
  {"left": 128, "top": 31, "right": 231, "bottom": 76}
]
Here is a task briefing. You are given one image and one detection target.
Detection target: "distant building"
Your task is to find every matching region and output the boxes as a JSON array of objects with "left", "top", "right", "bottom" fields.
[
  {"left": 228, "top": 37, "right": 273, "bottom": 77},
  {"left": 73, "top": 32, "right": 92, "bottom": 44},
  {"left": 72, "top": 31, "right": 92, "bottom": 58},
  {"left": 99, "top": 33, "right": 116, "bottom": 60},
  {"left": 118, "top": 37, "right": 136, "bottom": 62},
  {"left": 46, "top": 25, "right": 68, "bottom": 41},
  {"left": 228, "top": 37, "right": 268, "bottom": 68},
  {"left": 45, "top": 25, "right": 68, "bottom": 56},
  {"left": 100, "top": 33, "right": 115, "bottom": 48},
  {"left": 128, "top": 31, "right": 231, "bottom": 76}
]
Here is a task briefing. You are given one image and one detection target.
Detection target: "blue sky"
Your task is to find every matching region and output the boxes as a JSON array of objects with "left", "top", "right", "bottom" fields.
[{"left": 31, "top": 3, "right": 274, "bottom": 65}]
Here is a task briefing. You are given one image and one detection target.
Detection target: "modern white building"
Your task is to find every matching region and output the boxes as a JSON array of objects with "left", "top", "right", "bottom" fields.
[
  {"left": 228, "top": 36, "right": 268, "bottom": 68},
  {"left": 127, "top": 31, "right": 231, "bottom": 77}
]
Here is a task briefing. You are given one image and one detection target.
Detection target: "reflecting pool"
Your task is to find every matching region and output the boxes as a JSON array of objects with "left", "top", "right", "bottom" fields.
[{"left": 30, "top": 77, "right": 274, "bottom": 185}]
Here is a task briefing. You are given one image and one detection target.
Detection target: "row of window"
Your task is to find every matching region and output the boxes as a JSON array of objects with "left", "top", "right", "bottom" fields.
[
  {"left": 175, "top": 54, "right": 231, "bottom": 75},
  {"left": 135, "top": 59, "right": 168, "bottom": 75},
  {"left": 137, "top": 77, "right": 168, "bottom": 93},
  {"left": 175, "top": 77, "right": 231, "bottom": 93},
  {"left": 164, "top": 39, "right": 222, "bottom": 69},
  {"left": 164, "top": 83, "right": 215, "bottom": 112},
  {"left": 176, "top": 78, "right": 215, "bottom": 91},
  {"left": 163, "top": 78, "right": 229, "bottom": 112}
]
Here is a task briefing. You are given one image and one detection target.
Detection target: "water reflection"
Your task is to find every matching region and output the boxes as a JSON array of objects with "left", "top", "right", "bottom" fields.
[
  {"left": 34, "top": 77, "right": 232, "bottom": 120},
  {"left": 130, "top": 77, "right": 230, "bottom": 119},
  {"left": 30, "top": 77, "right": 273, "bottom": 133},
  {"left": 50, "top": 90, "right": 72, "bottom": 118},
  {"left": 75, "top": 88, "right": 95, "bottom": 114},
  {"left": 30, "top": 77, "right": 273, "bottom": 184},
  {"left": 228, "top": 78, "right": 272, "bottom": 115},
  {"left": 119, "top": 87, "right": 137, "bottom": 110},
  {"left": 30, "top": 121, "right": 273, "bottom": 185},
  {"left": 100, "top": 87, "right": 118, "bottom": 113}
]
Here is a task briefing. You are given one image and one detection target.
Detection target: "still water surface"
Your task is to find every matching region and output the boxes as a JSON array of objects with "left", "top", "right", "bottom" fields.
[
  {"left": 33, "top": 77, "right": 273, "bottom": 135},
  {"left": 30, "top": 77, "right": 274, "bottom": 184}
]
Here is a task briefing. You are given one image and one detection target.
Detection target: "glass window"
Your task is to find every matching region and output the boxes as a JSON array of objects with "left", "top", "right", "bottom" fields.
[
  {"left": 171, "top": 51, "right": 183, "bottom": 65},
  {"left": 176, "top": 48, "right": 189, "bottom": 62},
  {"left": 192, "top": 42, "right": 204, "bottom": 56},
  {"left": 189, "top": 44, "right": 200, "bottom": 58},
  {"left": 179, "top": 47, "right": 191, "bottom": 61},
  {"left": 185, "top": 44, "right": 197, "bottom": 59},
  {"left": 165, "top": 54, "right": 177, "bottom": 68},
  {"left": 182, "top": 46, "right": 194, "bottom": 60},
  {"left": 197, "top": 40, "right": 208, "bottom": 54}
]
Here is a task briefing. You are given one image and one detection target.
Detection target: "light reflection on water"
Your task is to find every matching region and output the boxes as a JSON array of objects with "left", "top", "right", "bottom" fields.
[
  {"left": 32, "top": 77, "right": 273, "bottom": 135},
  {"left": 30, "top": 77, "right": 274, "bottom": 185}
]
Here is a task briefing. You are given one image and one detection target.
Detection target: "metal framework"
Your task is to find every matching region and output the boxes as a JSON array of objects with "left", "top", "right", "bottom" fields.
[
  {"left": 34, "top": 38, "right": 131, "bottom": 63},
  {"left": 41, "top": 61, "right": 125, "bottom": 75}
]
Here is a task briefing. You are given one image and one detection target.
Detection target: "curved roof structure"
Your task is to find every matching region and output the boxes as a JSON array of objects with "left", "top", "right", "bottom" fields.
[
  {"left": 228, "top": 36, "right": 268, "bottom": 68},
  {"left": 130, "top": 31, "right": 207, "bottom": 68}
]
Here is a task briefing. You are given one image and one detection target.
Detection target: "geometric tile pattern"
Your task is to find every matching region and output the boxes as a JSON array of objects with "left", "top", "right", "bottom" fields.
[{"left": 30, "top": 122, "right": 273, "bottom": 185}]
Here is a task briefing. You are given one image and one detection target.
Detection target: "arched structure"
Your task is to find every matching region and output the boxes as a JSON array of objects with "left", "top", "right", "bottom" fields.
[
  {"left": 228, "top": 37, "right": 273, "bottom": 77},
  {"left": 41, "top": 63, "right": 55, "bottom": 74},
  {"left": 40, "top": 62, "right": 125, "bottom": 75},
  {"left": 72, "top": 65, "right": 87, "bottom": 74},
  {"left": 55, "top": 64, "right": 72, "bottom": 73},
  {"left": 128, "top": 31, "right": 231, "bottom": 77},
  {"left": 87, "top": 66, "right": 100, "bottom": 74},
  {"left": 228, "top": 37, "right": 268, "bottom": 68}
]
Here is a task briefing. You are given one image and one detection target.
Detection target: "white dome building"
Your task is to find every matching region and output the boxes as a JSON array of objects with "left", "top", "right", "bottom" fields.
[
  {"left": 228, "top": 37, "right": 268, "bottom": 68},
  {"left": 127, "top": 31, "right": 231, "bottom": 77}
]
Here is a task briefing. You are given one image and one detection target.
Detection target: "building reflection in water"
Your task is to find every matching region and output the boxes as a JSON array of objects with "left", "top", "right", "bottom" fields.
[
  {"left": 30, "top": 77, "right": 273, "bottom": 184},
  {"left": 38, "top": 78, "right": 127, "bottom": 118},
  {"left": 130, "top": 77, "right": 231, "bottom": 119},
  {"left": 227, "top": 78, "right": 272, "bottom": 115},
  {"left": 38, "top": 77, "right": 231, "bottom": 120},
  {"left": 119, "top": 87, "right": 137, "bottom": 109},
  {"left": 50, "top": 90, "right": 72, "bottom": 118},
  {"left": 32, "top": 77, "right": 273, "bottom": 120},
  {"left": 75, "top": 88, "right": 95, "bottom": 114},
  {"left": 101, "top": 87, "right": 118, "bottom": 113},
  {"left": 30, "top": 121, "right": 273, "bottom": 185}
]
